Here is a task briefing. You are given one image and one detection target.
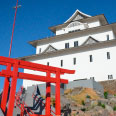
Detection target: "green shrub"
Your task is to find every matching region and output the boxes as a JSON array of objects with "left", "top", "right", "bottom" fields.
[
  {"left": 98, "top": 101, "right": 105, "bottom": 109},
  {"left": 113, "top": 106, "right": 116, "bottom": 111},
  {"left": 81, "top": 108, "right": 86, "bottom": 112},
  {"left": 104, "top": 92, "right": 108, "bottom": 99},
  {"left": 101, "top": 104, "right": 105, "bottom": 109},
  {"left": 86, "top": 95, "right": 91, "bottom": 99},
  {"left": 114, "top": 94, "right": 116, "bottom": 97},
  {"left": 81, "top": 100, "right": 85, "bottom": 105}
]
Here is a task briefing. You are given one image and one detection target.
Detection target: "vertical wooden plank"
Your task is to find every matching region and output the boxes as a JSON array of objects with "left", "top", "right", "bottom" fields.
[
  {"left": 55, "top": 69, "right": 61, "bottom": 116},
  {"left": 0, "top": 63, "right": 11, "bottom": 113},
  {"left": 45, "top": 71, "right": 51, "bottom": 115},
  {"left": 6, "top": 61, "right": 19, "bottom": 116}
]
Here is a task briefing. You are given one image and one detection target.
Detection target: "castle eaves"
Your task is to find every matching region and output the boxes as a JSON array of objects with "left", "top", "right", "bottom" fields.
[
  {"left": 19, "top": 39, "right": 116, "bottom": 61},
  {"left": 29, "top": 22, "right": 116, "bottom": 48},
  {"left": 49, "top": 14, "right": 108, "bottom": 33}
]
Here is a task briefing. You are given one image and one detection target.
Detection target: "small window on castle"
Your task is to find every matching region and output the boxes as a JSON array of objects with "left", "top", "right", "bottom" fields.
[
  {"left": 74, "top": 41, "right": 78, "bottom": 47},
  {"left": 61, "top": 60, "right": 63, "bottom": 67},
  {"left": 107, "top": 35, "right": 109, "bottom": 41},
  {"left": 90, "top": 77, "right": 94, "bottom": 80},
  {"left": 60, "top": 83, "right": 64, "bottom": 89},
  {"left": 107, "top": 52, "right": 110, "bottom": 59},
  {"left": 108, "top": 75, "right": 113, "bottom": 79},
  {"left": 39, "top": 48, "right": 41, "bottom": 53},
  {"left": 90, "top": 55, "right": 93, "bottom": 62},
  {"left": 73, "top": 58, "right": 76, "bottom": 65},
  {"left": 65, "top": 43, "right": 69, "bottom": 49},
  {"left": 47, "top": 62, "right": 49, "bottom": 66}
]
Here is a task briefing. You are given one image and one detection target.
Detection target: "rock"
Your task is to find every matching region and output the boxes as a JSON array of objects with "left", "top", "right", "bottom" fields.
[
  {"left": 86, "top": 108, "right": 110, "bottom": 116},
  {"left": 98, "top": 98, "right": 108, "bottom": 105},
  {"left": 90, "top": 100, "right": 98, "bottom": 107},
  {"left": 105, "top": 105, "right": 113, "bottom": 112},
  {"left": 92, "top": 106, "right": 103, "bottom": 112},
  {"left": 95, "top": 90, "right": 104, "bottom": 98},
  {"left": 71, "top": 87, "right": 84, "bottom": 95},
  {"left": 108, "top": 98, "right": 116, "bottom": 107},
  {"left": 85, "top": 98, "right": 91, "bottom": 107},
  {"left": 108, "top": 94, "right": 114, "bottom": 99},
  {"left": 61, "top": 103, "right": 71, "bottom": 116},
  {"left": 85, "top": 98, "right": 90, "bottom": 103},
  {"left": 110, "top": 98, "right": 116, "bottom": 102},
  {"left": 60, "top": 86, "right": 116, "bottom": 116},
  {"left": 78, "top": 110, "right": 85, "bottom": 116}
]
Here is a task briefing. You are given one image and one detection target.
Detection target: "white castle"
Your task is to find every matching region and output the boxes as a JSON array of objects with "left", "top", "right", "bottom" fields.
[{"left": 20, "top": 9, "right": 116, "bottom": 89}]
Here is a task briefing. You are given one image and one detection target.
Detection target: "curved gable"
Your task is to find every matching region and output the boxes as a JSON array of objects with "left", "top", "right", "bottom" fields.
[
  {"left": 43, "top": 45, "right": 57, "bottom": 53},
  {"left": 65, "top": 9, "right": 91, "bottom": 23},
  {"left": 82, "top": 36, "right": 99, "bottom": 46}
]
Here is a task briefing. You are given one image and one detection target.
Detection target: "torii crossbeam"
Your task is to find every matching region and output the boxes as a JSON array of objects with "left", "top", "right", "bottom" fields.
[{"left": 0, "top": 56, "right": 75, "bottom": 116}]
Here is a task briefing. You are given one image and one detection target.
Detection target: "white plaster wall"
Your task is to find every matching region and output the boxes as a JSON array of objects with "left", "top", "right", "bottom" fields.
[
  {"left": 88, "top": 20, "right": 100, "bottom": 28},
  {"left": 23, "top": 69, "right": 46, "bottom": 89},
  {"left": 56, "top": 28, "right": 65, "bottom": 35},
  {"left": 23, "top": 46, "right": 116, "bottom": 89},
  {"left": 56, "top": 24, "right": 85, "bottom": 35},
  {"left": 36, "top": 30, "right": 114, "bottom": 54},
  {"left": 56, "top": 20, "right": 101, "bottom": 35}
]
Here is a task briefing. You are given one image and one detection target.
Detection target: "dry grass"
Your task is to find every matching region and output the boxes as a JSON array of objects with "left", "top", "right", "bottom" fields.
[
  {"left": 67, "top": 88, "right": 100, "bottom": 105},
  {"left": 64, "top": 89, "right": 72, "bottom": 95},
  {"left": 51, "top": 97, "right": 55, "bottom": 107}
]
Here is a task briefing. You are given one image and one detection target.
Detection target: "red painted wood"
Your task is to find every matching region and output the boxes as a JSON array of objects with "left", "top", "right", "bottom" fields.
[
  {"left": 55, "top": 70, "right": 61, "bottom": 115},
  {"left": 0, "top": 56, "right": 75, "bottom": 74},
  {"left": 6, "top": 61, "right": 18, "bottom": 116},
  {"left": 45, "top": 71, "right": 51, "bottom": 115},
  {"left": 0, "top": 64, "right": 11, "bottom": 113},
  {"left": 0, "top": 56, "right": 75, "bottom": 116},
  {"left": 1, "top": 70, "right": 68, "bottom": 84}
]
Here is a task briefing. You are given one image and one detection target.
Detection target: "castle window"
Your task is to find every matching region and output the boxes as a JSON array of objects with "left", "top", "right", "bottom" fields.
[
  {"left": 90, "top": 77, "right": 94, "bottom": 80},
  {"left": 60, "top": 83, "right": 64, "bottom": 89},
  {"left": 65, "top": 43, "right": 69, "bottom": 49},
  {"left": 108, "top": 75, "right": 113, "bottom": 79},
  {"left": 61, "top": 60, "right": 63, "bottom": 67},
  {"left": 47, "top": 62, "right": 49, "bottom": 66},
  {"left": 107, "top": 35, "right": 109, "bottom": 41},
  {"left": 39, "top": 48, "right": 41, "bottom": 53},
  {"left": 69, "top": 29, "right": 80, "bottom": 33},
  {"left": 74, "top": 41, "right": 78, "bottom": 47},
  {"left": 73, "top": 58, "right": 76, "bottom": 65},
  {"left": 107, "top": 52, "right": 110, "bottom": 59},
  {"left": 90, "top": 55, "right": 93, "bottom": 62}
]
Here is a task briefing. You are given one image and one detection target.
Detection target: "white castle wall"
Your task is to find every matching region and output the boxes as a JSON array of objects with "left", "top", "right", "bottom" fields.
[
  {"left": 23, "top": 46, "right": 116, "bottom": 89},
  {"left": 23, "top": 12, "right": 116, "bottom": 89},
  {"left": 56, "top": 20, "right": 101, "bottom": 35},
  {"left": 36, "top": 29, "right": 114, "bottom": 54}
]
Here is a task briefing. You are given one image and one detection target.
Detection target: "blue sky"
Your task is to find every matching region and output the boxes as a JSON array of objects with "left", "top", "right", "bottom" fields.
[{"left": 0, "top": 0, "right": 116, "bottom": 91}]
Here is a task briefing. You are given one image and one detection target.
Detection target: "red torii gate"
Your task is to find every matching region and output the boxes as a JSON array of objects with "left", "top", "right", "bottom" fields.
[{"left": 0, "top": 56, "right": 75, "bottom": 116}]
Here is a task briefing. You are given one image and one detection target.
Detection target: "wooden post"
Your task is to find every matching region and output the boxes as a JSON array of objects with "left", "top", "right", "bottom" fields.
[
  {"left": 6, "top": 61, "right": 19, "bottom": 116},
  {"left": 55, "top": 69, "right": 61, "bottom": 116},
  {"left": 0, "top": 63, "right": 11, "bottom": 113},
  {"left": 45, "top": 71, "right": 51, "bottom": 115}
]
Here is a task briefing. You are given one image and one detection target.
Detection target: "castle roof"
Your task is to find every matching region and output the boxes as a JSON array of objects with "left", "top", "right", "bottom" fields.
[
  {"left": 64, "top": 9, "right": 91, "bottom": 23},
  {"left": 49, "top": 14, "right": 108, "bottom": 33},
  {"left": 29, "top": 22, "right": 116, "bottom": 47},
  {"left": 18, "top": 39, "right": 116, "bottom": 61}
]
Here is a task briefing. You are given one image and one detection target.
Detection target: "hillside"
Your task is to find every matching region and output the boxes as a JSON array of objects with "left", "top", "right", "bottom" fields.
[
  {"left": 100, "top": 80, "right": 116, "bottom": 95},
  {"left": 59, "top": 86, "right": 116, "bottom": 116}
]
